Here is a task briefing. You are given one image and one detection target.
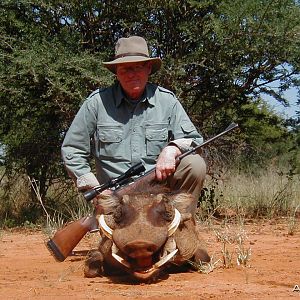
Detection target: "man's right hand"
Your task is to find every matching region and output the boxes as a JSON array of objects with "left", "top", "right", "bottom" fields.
[{"left": 155, "top": 145, "right": 181, "bottom": 181}]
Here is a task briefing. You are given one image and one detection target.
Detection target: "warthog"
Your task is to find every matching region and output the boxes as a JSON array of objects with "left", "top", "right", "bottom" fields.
[{"left": 85, "top": 186, "right": 210, "bottom": 282}]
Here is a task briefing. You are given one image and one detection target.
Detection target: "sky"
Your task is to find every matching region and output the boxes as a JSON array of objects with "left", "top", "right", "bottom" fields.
[{"left": 263, "top": 87, "right": 299, "bottom": 119}]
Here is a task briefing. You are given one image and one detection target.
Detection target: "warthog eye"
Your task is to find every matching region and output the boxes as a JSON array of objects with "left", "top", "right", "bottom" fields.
[
  {"left": 147, "top": 201, "right": 173, "bottom": 227},
  {"left": 113, "top": 206, "right": 123, "bottom": 224},
  {"left": 113, "top": 204, "right": 137, "bottom": 227}
]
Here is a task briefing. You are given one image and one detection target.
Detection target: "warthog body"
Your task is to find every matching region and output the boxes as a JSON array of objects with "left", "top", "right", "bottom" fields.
[{"left": 85, "top": 187, "right": 210, "bottom": 282}]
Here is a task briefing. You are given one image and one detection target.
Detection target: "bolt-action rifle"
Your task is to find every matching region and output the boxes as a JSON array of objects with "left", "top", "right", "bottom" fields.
[{"left": 46, "top": 123, "right": 238, "bottom": 262}]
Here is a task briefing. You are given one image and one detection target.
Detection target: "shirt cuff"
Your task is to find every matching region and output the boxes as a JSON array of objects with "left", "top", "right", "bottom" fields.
[
  {"left": 77, "top": 172, "right": 100, "bottom": 191},
  {"left": 168, "top": 138, "right": 195, "bottom": 153}
]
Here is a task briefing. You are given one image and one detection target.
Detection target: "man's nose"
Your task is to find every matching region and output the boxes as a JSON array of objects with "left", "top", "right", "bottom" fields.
[{"left": 126, "top": 70, "right": 136, "bottom": 77}]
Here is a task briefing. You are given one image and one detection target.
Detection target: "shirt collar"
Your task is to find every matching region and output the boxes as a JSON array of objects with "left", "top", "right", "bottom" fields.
[{"left": 114, "top": 82, "right": 155, "bottom": 107}]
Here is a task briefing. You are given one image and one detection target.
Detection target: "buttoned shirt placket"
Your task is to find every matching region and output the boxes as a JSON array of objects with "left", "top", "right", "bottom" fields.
[{"left": 125, "top": 98, "right": 149, "bottom": 167}]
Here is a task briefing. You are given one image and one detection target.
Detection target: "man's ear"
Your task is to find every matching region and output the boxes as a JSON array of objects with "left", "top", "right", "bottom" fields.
[
  {"left": 146, "top": 62, "right": 152, "bottom": 75},
  {"left": 115, "top": 67, "right": 121, "bottom": 81}
]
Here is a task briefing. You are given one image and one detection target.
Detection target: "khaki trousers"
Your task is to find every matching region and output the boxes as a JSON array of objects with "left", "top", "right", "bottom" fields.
[{"left": 167, "top": 154, "right": 206, "bottom": 212}]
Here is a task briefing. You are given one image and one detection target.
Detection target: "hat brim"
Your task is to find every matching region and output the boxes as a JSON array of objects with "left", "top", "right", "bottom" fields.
[{"left": 103, "top": 56, "right": 162, "bottom": 74}]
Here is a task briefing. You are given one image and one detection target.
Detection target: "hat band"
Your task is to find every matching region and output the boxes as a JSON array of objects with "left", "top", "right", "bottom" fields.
[{"left": 115, "top": 52, "right": 149, "bottom": 59}]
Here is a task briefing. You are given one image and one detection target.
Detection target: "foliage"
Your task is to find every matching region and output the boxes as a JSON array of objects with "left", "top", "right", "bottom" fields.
[
  {"left": 0, "top": 0, "right": 299, "bottom": 224},
  {"left": 0, "top": 1, "right": 112, "bottom": 200}
]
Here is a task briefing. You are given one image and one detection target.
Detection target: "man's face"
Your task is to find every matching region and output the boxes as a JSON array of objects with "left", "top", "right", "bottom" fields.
[{"left": 116, "top": 62, "right": 152, "bottom": 100}]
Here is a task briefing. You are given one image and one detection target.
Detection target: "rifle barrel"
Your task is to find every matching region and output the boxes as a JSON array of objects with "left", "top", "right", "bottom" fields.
[
  {"left": 83, "top": 123, "right": 239, "bottom": 201},
  {"left": 178, "top": 122, "right": 238, "bottom": 160}
]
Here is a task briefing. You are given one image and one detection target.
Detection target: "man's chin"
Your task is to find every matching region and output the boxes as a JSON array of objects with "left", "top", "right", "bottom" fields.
[{"left": 128, "top": 87, "right": 144, "bottom": 99}]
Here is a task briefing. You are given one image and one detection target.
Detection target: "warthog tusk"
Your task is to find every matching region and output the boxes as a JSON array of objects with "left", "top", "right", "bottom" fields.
[
  {"left": 168, "top": 208, "right": 181, "bottom": 236},
  {"left": 110, "top": 237, "right": 179, "bottom": 272},
  {"left": 154, "top": 249, "right": 178, "bottom": 268},
  {"left": 98, "top": 208, "right": 181, "bottom": 240},
  {"left": 111, "top": 247, "right": 178, "bottom": 271},
  {"left": 112, "top": 252, "right": 131, "bottom": 268},
  {"left": 98, "top": 215, "right": 113, "bottom": 239},
  {"left": 111, "top": 242, "right": 131, "bottom": 268},
  {"left": 111, "top": 242, "right": 119, "bottom": 255}
]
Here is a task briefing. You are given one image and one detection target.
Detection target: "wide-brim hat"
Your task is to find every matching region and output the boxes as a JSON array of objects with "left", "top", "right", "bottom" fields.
[{"left": 103, "top": 36, "right": 162, "bottom": 74}]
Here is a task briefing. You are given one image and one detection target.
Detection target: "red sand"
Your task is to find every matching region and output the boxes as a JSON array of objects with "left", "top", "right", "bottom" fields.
[{"left": 1, "top": 220, "right": 300, "bottom": 299}]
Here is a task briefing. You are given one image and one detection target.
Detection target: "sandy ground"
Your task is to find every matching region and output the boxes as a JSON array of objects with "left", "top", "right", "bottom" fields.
[{"left": 1, "top": 219, "right": 300, "bottom": 300}]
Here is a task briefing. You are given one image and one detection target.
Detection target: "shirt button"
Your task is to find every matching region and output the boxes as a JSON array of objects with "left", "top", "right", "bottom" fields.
[{"left": 66, "top": 153, "right": 73, "bottom": 160}]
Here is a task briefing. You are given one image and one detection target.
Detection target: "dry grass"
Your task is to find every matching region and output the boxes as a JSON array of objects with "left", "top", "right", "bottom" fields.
[
  {"left": 188, "top": 255, "right": 221, "bottom": 274},
  {"left": 212, "top": 223, "right": 252, "bottom": 269},
  {"left": 0, "top": 173, "right": 92, "bottom": 229},
  {"left": 0, "top": 167, "right": 299, "bottom": 230},
  {"left": 196, "top": 168, "right": 299, "bottom": 270},
  {"left": 200, "top": 168, "right": 300, "bottom": 219},
  {"left": 287, "top": 204, "right": 300, "bottom": 235}
]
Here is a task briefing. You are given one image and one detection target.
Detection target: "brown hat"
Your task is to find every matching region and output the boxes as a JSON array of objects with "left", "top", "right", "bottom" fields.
[{"left": 103, "top": 36, "right": 162, "bottom": 74}]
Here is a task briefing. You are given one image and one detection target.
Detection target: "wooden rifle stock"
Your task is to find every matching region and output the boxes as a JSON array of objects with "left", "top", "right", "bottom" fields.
[
  {"left": 46, "top": 215, "right": 97, "bottom": 262},
  {"left": 46, "top": 123, "right": 238, "bottom": 262},
  {"left": 46, "top": 167, "right": 153, "bottom": 262}
]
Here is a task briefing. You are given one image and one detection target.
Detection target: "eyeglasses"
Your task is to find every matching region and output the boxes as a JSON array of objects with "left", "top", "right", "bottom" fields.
[{"left": 117, "top": 64, "right": 147, "bottom": 75}]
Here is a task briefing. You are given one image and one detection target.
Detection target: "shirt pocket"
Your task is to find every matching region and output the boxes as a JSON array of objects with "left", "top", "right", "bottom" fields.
[
  {"left": 97, "top": 125, "right": 124, "bottom": 158},
  {"left": 181, "top": 121, "right": 196, "bottom": 135},
  {"left": 145, "top": 125, "right": 168, "bottom": 156}
]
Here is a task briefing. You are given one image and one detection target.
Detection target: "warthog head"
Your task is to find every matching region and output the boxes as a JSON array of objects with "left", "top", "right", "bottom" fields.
[{"left": 85, "top": 188, "right": 210, "bottom": 281}]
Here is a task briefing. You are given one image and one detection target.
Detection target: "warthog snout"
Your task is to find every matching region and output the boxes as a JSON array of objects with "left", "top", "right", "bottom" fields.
[{"left": 124, "top": 240, "right": 158, "bottom": 258}]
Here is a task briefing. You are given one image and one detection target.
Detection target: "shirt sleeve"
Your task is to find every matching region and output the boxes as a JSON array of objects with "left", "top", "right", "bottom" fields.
[
  {"left": 168, "top": 100, "right": 203, "bottom": 152},
  {"left": 61, "top": 97, "right": 100, "bottom": 189}
]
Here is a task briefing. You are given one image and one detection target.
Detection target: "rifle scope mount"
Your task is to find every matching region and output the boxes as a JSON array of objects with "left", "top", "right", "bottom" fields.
[{"left": 83, "top": 161, "right": 146, "bottom": 201}]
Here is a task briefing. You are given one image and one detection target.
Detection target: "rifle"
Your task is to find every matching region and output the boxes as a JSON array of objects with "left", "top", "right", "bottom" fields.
[
  {"left": 46, "top": 161, "right": 146, "bottom": 262},
  {"left": 46, "top": 123, "right": 238, "bottom": 262}
]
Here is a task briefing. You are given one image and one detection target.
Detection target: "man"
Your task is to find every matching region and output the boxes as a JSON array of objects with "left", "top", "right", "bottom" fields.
[{"left": 62, "top": 36, "right": 206, "bottom": 212}]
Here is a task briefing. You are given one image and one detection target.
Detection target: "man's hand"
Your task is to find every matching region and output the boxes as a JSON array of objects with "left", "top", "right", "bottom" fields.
[{"left": 155, "top": 145, "right": 182, "bottom": 181}]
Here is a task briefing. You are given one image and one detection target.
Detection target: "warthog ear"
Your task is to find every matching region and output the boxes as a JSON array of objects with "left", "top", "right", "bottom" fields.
[
  {"left": 121, "top": 194, "right": 130, "bottom": 204},
  {"left": 97, "top": 194, "right": 120, "bottom": 215},
  {"left": 155, "top": 193, "right": 168, "bottom": 203},
  {"left": 151, "top": 194, "right": 181, "bottom": 235},
  {"left": 170, "top": 193, "right": 196, "bottom": 221},
  {"left": 156, "top": 194, "right": 174, "bottom": 220}
]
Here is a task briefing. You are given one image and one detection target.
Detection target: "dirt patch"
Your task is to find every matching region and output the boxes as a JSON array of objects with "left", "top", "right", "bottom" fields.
[{"left": 1, "top": 220, "right": 300, "bottom": 299}]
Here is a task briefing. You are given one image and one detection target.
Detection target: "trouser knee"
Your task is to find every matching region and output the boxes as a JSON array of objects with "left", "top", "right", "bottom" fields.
[
  {"left": 167, "top": 154, "right": 207, "bottom": 201},
  {"left": 180, "top": 154, "right": 207, "bottom": 183}
]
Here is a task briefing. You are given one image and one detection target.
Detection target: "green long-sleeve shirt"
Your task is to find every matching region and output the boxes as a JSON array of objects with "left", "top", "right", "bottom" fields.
[{"left": 61, "top": 82, "right": 203, "bottom": 189}]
